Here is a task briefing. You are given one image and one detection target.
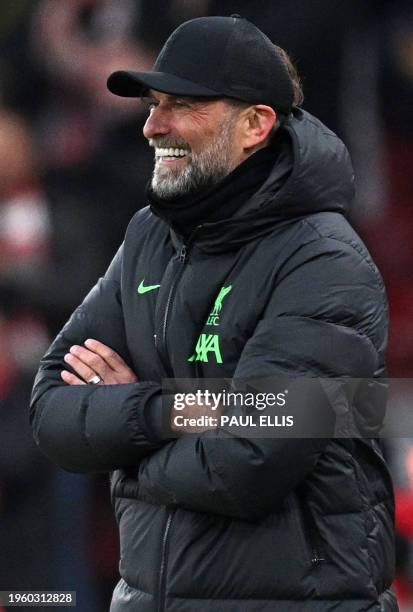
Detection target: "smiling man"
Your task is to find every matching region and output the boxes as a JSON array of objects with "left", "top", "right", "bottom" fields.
[
  {"left": 146, "top": 94, "right": 244, "bottom": 197},
  {"left": 143, "top": 91, "right": 275, "bottom": 199},
  {"left": 31, "top": 15, "right": 397, "bottom": 612}
]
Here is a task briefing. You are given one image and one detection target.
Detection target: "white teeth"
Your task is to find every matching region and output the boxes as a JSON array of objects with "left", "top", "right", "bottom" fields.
[{"left": 155, "top": 147, "right": 189, "bottom": 158}]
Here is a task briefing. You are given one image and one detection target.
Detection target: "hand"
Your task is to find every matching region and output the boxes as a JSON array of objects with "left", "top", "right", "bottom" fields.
[{"left": 61, "top": 339, "right": 138, "bottom": 385}]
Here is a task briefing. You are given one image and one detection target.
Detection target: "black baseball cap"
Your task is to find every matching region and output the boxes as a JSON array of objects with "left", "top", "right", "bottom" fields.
[{"left": 107, "top": 16, "right": 294, "bottom": 115}]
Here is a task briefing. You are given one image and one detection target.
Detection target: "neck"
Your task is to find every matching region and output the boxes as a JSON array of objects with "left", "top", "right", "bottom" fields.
[{"left": 147, "top": 146, "right": 277, "bottom": 238}]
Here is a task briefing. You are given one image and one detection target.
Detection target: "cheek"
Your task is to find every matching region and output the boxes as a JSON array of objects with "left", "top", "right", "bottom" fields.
[
  {"left": 183, "top": 127, "right": 217, "bottom": 154},
  {"left": 171, "top": 106, "right": 226, "bottom": 151}
]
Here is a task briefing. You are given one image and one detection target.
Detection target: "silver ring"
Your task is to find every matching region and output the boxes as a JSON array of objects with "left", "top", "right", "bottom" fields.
[{"left": 87, "top": 375, "right": 101, "bottom": 385}]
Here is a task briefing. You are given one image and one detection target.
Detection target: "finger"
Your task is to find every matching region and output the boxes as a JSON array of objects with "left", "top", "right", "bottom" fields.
[
  {"left": 69, "top": 345, "right": 109, "bottom": 378},
  {"left": 64, "top": 351, "right": 101, "bottom": 383},
  {"left": 61, "top": 369, "right": 86, "bottom": 385},
  {"left": 84, "top": 338, "right": 132, "bottom": 373}
]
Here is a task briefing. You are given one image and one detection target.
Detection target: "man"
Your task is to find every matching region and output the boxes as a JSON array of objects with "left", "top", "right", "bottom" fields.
[{"left": 31, "top": 16, "right": 397, "bottom": 612}]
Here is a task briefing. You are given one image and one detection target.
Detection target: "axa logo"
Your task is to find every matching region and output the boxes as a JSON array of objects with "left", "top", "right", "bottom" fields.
[
  {"left": 188, "top": 333, "right": 223, "bottom": 364},
  {"left": 188, "top": 285, "right": 232, "bottom": 364}
]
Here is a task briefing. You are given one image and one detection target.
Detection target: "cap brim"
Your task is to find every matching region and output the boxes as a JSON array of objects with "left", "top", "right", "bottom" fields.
[{"left": 107, "top": 70, "right": 222, "bottom": 99}]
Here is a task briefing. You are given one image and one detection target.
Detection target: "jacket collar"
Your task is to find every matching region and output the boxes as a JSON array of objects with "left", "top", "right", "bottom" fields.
[{"left": 159, "top": 109, "right": 355, "bottom": 254}]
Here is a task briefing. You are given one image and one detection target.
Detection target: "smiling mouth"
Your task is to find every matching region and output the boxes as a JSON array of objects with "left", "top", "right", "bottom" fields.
[{"left": 155, "top": 147, "right": 190, "bottom": 160}]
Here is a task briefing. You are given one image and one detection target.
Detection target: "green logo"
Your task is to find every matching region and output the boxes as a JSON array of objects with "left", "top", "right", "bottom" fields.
[
  {"left": 188, "top": 285, "right": 232, "bottom": 363},
  {"left": 137, "top": 280, "right": 161, "bottom": 294},
  {"left": 206, "top": 285, "right": 232, "bottom": 326},
  {"left": 188, "top": 334, "right": 223, "bottom": 364}
]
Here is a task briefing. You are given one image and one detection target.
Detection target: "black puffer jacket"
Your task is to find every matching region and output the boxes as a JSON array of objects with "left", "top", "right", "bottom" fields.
[{"left": 31, "top": 110, "right": 397, "bottom": 611}]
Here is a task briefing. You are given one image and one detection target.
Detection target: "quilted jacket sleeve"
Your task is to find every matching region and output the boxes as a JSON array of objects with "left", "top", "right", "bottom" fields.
[
  {"left": 30, "top": 245, "right": 164, "bottom": 473},
  {"left": 135, "top": 237, "right": 388, "bottom": 520}
]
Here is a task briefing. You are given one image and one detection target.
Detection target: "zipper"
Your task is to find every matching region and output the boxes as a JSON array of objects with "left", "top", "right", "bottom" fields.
[
  {"left": 158, "top": 510, "right": 174, "bottom": 612},
  {"left": 179, "top": 245, "right": 187, "bottom": 263},
  {"left": 156, "top": 227, "right": 200, "bottom": 372},
  {"left": 155, "top": 229, "right": 200, "bottom": 609},
  {"left": 291, "top": 494, "right": 325, "bottom": 566},
  {"left": 309, "top": 535, "right": 324, "bottom": 565},
  {"left": 303, "top": 511, "right": 325, "bottom": 565},
  {"left": 161, "top": 244, "right": 187, "bottom": 348}
]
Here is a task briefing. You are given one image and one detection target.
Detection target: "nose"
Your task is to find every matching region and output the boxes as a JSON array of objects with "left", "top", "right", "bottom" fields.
[{"left": 143, "top": 106, "right": 171, "bottom": 140}]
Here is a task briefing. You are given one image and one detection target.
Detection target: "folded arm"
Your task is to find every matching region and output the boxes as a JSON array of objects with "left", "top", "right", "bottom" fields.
[{"left": 30, "top": 245, "right": 166, "bottom": 473}]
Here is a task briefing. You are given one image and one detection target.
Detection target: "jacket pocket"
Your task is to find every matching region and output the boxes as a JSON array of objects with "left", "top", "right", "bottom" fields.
[{"left": 289, "top": 493, "right": 325, "bottom": 567}]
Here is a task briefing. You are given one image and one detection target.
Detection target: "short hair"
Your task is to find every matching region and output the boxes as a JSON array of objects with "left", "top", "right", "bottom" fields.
[{"left": 273, "top": 45, "right": 304, "bottom": 109}]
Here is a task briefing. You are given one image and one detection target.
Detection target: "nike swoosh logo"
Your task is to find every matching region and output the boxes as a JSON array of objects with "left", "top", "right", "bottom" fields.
[{"left": 137, "top": 280, "right": 161, "bottom": 294}]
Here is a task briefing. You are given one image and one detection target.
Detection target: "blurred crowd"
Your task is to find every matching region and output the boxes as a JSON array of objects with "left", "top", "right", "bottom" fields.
[{"left": 0, "top": 1, "right": 412, "bottom": 610}]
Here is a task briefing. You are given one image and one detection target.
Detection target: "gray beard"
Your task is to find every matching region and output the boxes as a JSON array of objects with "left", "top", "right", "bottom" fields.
[{"left": 150, "top": 115, "right": 237, "bottom": 199}]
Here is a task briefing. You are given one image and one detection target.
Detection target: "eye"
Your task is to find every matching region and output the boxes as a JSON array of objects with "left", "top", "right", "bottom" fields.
[
  {"left": 173, "top": 99, "right": 191, "bottom": 109},
  {"left": 141, "top": 97, "right": 158, "bottom": 111}
]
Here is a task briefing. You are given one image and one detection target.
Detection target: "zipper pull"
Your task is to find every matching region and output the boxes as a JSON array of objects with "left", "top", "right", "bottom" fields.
[{"left": 179, "top": 245, "right": 187, "bottom": 263}]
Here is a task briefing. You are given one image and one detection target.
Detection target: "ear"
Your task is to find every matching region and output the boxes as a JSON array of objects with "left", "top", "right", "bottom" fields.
[{"left": 240, "top": 105, "right": 276, "bottom": 150}]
